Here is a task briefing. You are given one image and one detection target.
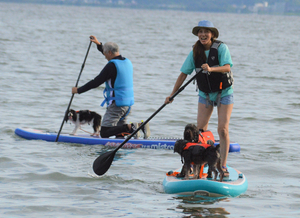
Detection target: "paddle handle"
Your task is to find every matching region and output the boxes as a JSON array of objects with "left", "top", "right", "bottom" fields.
[{"left": 55, "top": 41, "right": 92, "bottom": 142}]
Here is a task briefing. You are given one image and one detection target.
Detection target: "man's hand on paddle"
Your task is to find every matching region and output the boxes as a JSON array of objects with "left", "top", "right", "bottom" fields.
[
  {"left": 72, "top": 87, "right": 78, "bottom": 94},
  {"left": 90, "top": 35, "right": 101, "bottom": 45},
  {"left": 165, "top": 96, "right": 174, "bottom": 104}
]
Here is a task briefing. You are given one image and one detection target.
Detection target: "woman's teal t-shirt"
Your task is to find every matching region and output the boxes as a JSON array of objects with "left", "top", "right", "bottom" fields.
[{"left": 180, "top": 43, "right": 233, "bottom": 101}]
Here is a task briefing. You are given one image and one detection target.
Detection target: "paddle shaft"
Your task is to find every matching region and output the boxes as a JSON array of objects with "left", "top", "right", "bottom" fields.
[
  {"left": 55, "top": 41, "right": 92, "bottom": 142},
  {"left": 92, "top": 69, "right": 203, "bottom": 175},
  {"left": 114, "top": 68, "right": 203, "bottom": 153}
]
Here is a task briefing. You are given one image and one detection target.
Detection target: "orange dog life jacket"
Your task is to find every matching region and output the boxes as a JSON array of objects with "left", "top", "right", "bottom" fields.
[
  {"left": 198, "top": 130, "right": 215, "bottom": 144},
  {"left": 184, "top": 142, "right": 211, "bottom": 150},
  {"left": 182, "top": 142, "right": 211, "bottom": 179}
]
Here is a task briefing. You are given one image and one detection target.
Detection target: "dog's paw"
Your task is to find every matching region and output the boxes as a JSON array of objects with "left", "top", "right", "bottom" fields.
[
  {"left": 167, "top": 171, "right": 173, "bottom": 175},
  {"left": 183, "top": 176, "right": 190, "bottom": 180},
  {"left": 206, "top": 140, "right": 214, "bottom": 146},
  {"left": 176, "top": 173, "right": 185, "bottom": 178},
  {"left": 207, "top": 171, "right": 212, "bottom": 179}
]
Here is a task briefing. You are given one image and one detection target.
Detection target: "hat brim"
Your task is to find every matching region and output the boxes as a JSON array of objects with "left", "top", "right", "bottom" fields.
[{"left": 192, "top": 27, "right": 219, "bottom": 38}]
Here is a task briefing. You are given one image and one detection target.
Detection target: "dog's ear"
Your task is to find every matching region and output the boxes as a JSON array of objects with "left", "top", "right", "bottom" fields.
[
  {"left": 64, "top": 110, "right": 70, "bottom": 123},
  {"left": 215, "top": 144, "right": 220, "bottom": 151},
  {"left": 184, "top": 124, "right": 192, "bottom": 140},
  {"left": 174, "top": 139, "right": 188, "bottom": 154},
  {"left": 193, "top": 131, "right": 199, "bottom": 143},
  {"left": 70, "top": 109, "right": 77, "bottom": 121},
  {"left": 174, "top": 140, "right": 181, "bottom": 153},
  {"left": 190, "top": 124, "right": 199, "bottom": 142}
]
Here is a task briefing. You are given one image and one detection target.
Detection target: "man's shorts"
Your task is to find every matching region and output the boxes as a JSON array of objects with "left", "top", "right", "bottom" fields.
[{"left": 101, "top": 103, "right": 131, "bottom": 127}]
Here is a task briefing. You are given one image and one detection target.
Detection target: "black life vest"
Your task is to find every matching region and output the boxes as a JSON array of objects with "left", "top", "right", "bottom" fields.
[{"left": 195, "top": 40, "right": 233, "bottom": 93}]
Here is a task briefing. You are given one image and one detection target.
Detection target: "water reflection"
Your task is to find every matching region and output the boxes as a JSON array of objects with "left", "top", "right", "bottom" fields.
[{"left": 173, "top": 195, "right": 230, "bottom": 217}]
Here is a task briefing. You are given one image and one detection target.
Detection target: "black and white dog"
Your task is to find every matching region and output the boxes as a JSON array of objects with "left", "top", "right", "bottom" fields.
[
  {"left": 174, "top": 124, "right": 222, "bottom": 181},
  {"left": 64, "top": 109, "right": 102, "bottom": 136}
]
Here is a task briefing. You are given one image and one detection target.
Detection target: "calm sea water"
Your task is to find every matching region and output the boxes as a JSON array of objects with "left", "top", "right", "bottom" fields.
[{"left": 1, "top": 2, "right": 300, "bottom": 217}]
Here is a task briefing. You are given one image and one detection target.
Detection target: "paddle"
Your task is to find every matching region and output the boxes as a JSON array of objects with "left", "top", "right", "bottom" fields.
[
  {"left": 55, "top": 41, "right": 92, "bottom": 142},
  {"left": 92, "top": 68, "right": 204, "bottom": 176}
]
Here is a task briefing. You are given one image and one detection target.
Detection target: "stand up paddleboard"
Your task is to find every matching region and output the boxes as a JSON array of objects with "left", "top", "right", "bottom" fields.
[
  {"left": 163, "top": 165, "right": 248, "bottom": 197},
  {"left": 15, "top": 127, "right": 241, "bottom": 151}
]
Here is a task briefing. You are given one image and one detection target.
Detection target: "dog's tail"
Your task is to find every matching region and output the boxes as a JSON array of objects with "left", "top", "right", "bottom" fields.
[{"left": 93, "top": 113, "right": 102, "bottom": 127}]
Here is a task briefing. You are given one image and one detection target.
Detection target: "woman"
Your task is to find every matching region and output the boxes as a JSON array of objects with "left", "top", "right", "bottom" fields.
[{"left": 165, "top": 20, "right": 234, "bottom": 177}]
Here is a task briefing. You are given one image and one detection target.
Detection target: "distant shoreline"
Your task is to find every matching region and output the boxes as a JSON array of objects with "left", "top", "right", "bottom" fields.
[{"left": 1, "top": 0, "right": 300, "bottom": 16}]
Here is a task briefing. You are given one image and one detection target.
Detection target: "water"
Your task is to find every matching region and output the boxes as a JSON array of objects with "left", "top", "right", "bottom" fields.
[{"left": 1, "top": 2, "right": 300, "bottom": 217}]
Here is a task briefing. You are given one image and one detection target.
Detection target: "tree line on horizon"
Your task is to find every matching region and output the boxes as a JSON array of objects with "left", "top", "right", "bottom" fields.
[{"left": 2, "top": 0, "right": 300, "bottom": 14}]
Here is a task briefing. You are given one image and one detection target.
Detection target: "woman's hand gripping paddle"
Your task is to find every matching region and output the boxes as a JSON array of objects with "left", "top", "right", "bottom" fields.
[
  {"left": 92, "top": 69, "right": 204, "bottom": 176},
  {"left": 55, "top": 41, "right": 92, "bottom": 142}
]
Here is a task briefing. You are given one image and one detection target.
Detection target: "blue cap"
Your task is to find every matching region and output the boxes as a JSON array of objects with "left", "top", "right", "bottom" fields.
[{"left": 192, "top": 20, "right": 219, "bottom": 38}]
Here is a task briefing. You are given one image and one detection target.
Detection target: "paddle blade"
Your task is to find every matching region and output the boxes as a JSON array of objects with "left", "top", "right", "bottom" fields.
[{"left": 92, "top": 150, "right": 117, "bottom": 176}]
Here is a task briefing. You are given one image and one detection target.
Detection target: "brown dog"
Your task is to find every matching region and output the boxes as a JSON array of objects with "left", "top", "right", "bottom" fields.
[
  {"left": 174, "top": 124, "right": 223, "bottom": 181},
  {"left": 174, "top": 139, "right": 204, "bottom": 179}
]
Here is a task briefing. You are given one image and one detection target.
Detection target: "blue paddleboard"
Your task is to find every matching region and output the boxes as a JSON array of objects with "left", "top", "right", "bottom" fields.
[
  {"left": 15, "top": 127, "right": 241, "bottom": 151},
  {"left": 163, "top": 166, "right": 248, "bottom": 197}
]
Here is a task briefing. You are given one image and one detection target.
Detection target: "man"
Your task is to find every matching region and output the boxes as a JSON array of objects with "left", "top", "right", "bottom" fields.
[{"left": 72, "top": 35, "right": 150, "bottom": 139}]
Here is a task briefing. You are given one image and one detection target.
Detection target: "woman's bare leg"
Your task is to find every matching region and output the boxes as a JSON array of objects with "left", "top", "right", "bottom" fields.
[
  {"left": 217, "top": 103, "right": 233, "bottom": 168},
  {"left": 197, "top": 102, "right": 213, "bottom": 131}
]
